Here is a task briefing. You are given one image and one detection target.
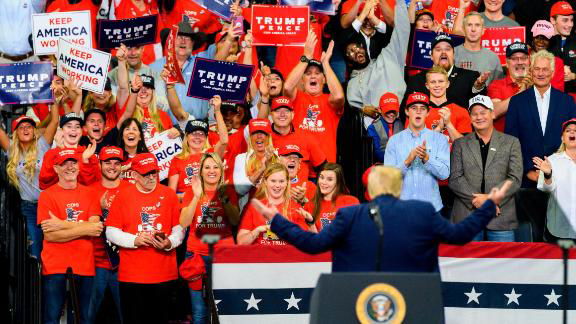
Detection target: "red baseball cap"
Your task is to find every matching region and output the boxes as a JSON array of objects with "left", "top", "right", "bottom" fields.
[
  {"left": 11, "top": 115, "right": 36, "bottom": 131},
  {"left": 379, "top": 93, "right": 400, "bottom": 113},
  {"left": 362, "top": 164, "right": 381, "bottom": 201},
  {"left": 99, "top": 146, "right": 124, "bottom": 162},
  {"left": 131, "top": 153, "right": 159, "bottom": 175},
  {"left": 249, "top": 118, "right": 272, "bottom": 135},
  {"left": 406, "top": 92, "right": 430, "bottom": 108},
  {"left": 54, "top": 148, "right": 80, "bottom": 165},
  {"left": 271, "top": 96, "right": 294, "bottom": 111},
  {"left": 551, "top": 1, "right": 574, "bottom": 17},
  {"left": 562, "top": 118, "right": 576, "bottom": 131},
  {"left": 278, "top": 143, "right": 303, "bottom": 158}
]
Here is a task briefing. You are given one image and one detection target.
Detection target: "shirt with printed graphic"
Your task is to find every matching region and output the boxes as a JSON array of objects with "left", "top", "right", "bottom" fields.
[
  {"left": 306, "top": 194, "right": 360, "bottom": 231},
  {"left": 168, "top": 153, "right": 202, "bottom": 193}
]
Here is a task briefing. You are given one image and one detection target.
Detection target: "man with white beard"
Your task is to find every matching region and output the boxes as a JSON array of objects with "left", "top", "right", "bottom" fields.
[{"left": 487, "top": 42, "right": 532, "bottom": 132}]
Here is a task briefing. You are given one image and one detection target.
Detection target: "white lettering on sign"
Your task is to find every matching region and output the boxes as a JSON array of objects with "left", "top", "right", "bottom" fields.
[
  {"left": 102, "top": 24, "right": 154, "bottom": 40},
  {"left": 145, "top": 130, "right": 183, "bottom": 181}
]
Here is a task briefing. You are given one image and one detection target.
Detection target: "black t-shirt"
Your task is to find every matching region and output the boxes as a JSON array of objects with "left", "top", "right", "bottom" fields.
[{"left": 79, "top": 127, "right": 119, "bottom": 154}]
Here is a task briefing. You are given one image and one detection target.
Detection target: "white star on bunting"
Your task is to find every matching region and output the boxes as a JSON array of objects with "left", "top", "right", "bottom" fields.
[
  {"left": 215, "top": 299, "right": 221, "bottom": 311},
  {"left": 284, "top": 292, "right": 302, "bottom": 310},
  {"left": 464, "top": 287, "right": 482, "bottom": 304},
  {"left": 244, "top": 293, "right": 262, "bottom": 311},
  {"left": 544, "top": 289, "right": 562, "bottom": 306},
  {"left": 504, "top": 288, "right": 522, "bottom": 305}
]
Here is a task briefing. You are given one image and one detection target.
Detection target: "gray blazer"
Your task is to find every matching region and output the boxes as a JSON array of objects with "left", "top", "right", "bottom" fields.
[{"left": 449, "top": 131, "right": 523, "bottom": 230}]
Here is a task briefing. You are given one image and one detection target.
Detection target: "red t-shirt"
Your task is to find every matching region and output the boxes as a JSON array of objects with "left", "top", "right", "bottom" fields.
[
  {"left": 306, "top": 194, "right": 359, "bottom": 230},
  {"left": 37, "top": 184, "right": 101, "bottom": 276},
  {"left": 181, "top": 187, "right": 239, "bottom": 255},
  {"left": 120, "top": 155, "right": 136, "bottom": 184},
  {"left": 168, "top": 153, "right": 202, "bottom": 193},
  {"left": 239, "top": 198, "right": 309, "bottom": 246},
  {"left": 293, "top": 91, "right": 343, "bottom": 162},
  {"left": 159, "top": 0, "right": 222, "bottom": 35},
  {"left": 106, "top": 184, "right": 180, "bottom": 283},
  {"left": 89, "top": 181, "right": 132, "bottom": 270},
  {"left": 47, "top": 0, "right": 99, "bottom": 49},
  {"left": 136, "top": 107, "right": 173, "bottom": 141},
  {"left": 113, "top": 0, "right": 162, "bottom": 65},
  {"left": 222, "top": 126, "right": 248, "bottom": 183},
  {"left": 39, "top": 147, "right": 101, "bottom": 190},
  {"left": 271, "top": 127, "right": 326, "bottom": 180},
  {"left": 291, "top": 177, "right": 317, "bottom": 204},
  {"left": 487, "top": 75, "right": 518, "bottom": 132},
  {"left": 428, "top": 0, "right": 476, "bottom": 32},
  {"left": 424, "top": 102, "right": 472, "bottom": 148}
]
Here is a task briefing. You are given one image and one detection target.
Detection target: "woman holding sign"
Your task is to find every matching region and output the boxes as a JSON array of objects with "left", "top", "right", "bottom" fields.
[
  {"left": 116, "top": 44, "right": 178, "bottom": 143},
  {"left": 237, "top": 163, "right": 316, "bottom": 246},
  {"left": 179, "top": 152, "right": 239, "bottom": 323},
  {"left": 0, "top": 104, "right": 59, "bottom": 259}
]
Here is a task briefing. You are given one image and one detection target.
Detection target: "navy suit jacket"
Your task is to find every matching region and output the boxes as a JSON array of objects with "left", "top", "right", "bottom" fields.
[
  {"left": 505, "top": 86, "right": 576, "bottom": 187},
  {"left": 270, "top": 195, "right": 496, "bottom": 273}
]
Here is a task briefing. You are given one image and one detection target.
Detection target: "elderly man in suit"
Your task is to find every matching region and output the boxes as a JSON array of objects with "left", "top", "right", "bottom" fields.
[
  {"left": 250, "top": 166, "right": 512, "bottom": 273},
  {"left": 505, "top": 50, "right": 576, "bottom": 241},
  {"left": 450, "top": 95, "right": 523, "bottom": 242}
]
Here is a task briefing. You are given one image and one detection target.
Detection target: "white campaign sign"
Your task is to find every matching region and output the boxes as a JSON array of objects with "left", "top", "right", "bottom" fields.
[
  {"left": 56, "top": 38, "right": 111, "bottom": 94},
  {"left": 32, "top": 11, "right": 92, "bottom": 56},
  {"left": 146, "top": 130, "right": 183, "bottom": 181}
]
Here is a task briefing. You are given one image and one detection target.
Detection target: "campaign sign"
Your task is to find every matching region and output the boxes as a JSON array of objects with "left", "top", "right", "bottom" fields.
[
  {"left": 187, "top": 58, "right": 254, "bottom": 103},
  {"left": 481, "top": 26, "right": 526, "bottom": 65},
  {"left": 57, "top": 38, "right": 111, "bottom": 94},
  {"left": 0, "top": 62, "right": 53, "bottom": 105},
  {"left": 32, "top": 11, "right": 92, "bottom": 56},
  {"left": 192, "top": 0, "right": 233, "bottom": 20},
  {"left": 146, "top": 130, "right": 183, "bottom": 181},
  {"left": 279, "top": 0, "right": 336, "bottom": 15},
  {"left": 409, "top": 30, "right": 465, "bottom": 69},
  {"left": 98, "top": 15, "right": 158, "bottom": 49},
  {"left": 251, "top": 5, "right": 310, "bottom": 46},
  {"left": 166, "top": 26, "right": 186, "bottom": 84}
]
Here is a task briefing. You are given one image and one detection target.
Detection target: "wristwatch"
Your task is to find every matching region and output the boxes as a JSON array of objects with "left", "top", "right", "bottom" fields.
[{"left": 300, "top": 55, "right": 310, "bottom": 64}]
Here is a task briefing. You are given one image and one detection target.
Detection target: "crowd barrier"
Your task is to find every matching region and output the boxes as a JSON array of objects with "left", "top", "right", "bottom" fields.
[{"left": 213, "top": 243, "right": 576, "bottom": 323}]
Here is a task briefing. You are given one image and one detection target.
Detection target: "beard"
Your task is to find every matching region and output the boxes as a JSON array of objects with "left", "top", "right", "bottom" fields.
[{"left": 349, "top": 57, "right": 371, "bottom": 71}]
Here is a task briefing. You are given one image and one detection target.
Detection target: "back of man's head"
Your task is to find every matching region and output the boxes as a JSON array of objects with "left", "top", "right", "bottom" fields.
[{"left": 368, "top": 166, "right": 403, "bottom": 199}]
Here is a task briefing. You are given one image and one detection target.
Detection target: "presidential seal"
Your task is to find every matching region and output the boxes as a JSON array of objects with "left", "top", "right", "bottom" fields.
[{"left": 356, "top": 283, "right": 406, "bottom": 324}]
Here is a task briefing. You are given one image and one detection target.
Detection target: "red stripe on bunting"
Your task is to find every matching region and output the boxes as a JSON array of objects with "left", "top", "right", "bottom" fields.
[
  {"left": 214, "top": 245, "right": 332, "bottom": 263},
  {"left": 439, "top": 242, "right": 576, "bottom": 259}
]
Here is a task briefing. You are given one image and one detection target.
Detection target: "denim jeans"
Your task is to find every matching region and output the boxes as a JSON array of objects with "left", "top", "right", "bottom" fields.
[
  {"left": 473, "top": 230, "right": 515, "bottom": 242},
  {"left": 186, "top": 252, "right": 212, "bottom": 324},
  {"left": 43, "top": 274, "right": 94, "bottom": 324},
  {"left": 87, "top": 267, "right": 122, "bottom": 324},
  {"left": 21, "top": 200, "right": 42, "bottom": 259}
]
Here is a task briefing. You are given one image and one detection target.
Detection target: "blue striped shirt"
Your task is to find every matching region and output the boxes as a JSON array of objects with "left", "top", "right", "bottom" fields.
[{"left": 384, "top": 127, "right": 450, "bottom": 211}]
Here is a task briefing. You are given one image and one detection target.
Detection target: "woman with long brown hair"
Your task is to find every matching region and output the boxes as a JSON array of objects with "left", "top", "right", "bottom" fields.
[
  {"left": 308, "top": 163, "right": 359, "bottom": 231},
  {"left": 237, "top": 163, "right": 316, "bottom": 245}
]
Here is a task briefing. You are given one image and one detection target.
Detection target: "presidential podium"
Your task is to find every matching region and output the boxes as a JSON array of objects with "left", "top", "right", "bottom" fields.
[{"left": 309, "top": 273, "right": 444, "bottom": 324}]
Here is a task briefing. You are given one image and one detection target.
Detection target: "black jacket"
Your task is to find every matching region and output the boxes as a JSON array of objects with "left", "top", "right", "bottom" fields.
[{"left": 549, "top": 34, "right": 576, "bottom": 93}]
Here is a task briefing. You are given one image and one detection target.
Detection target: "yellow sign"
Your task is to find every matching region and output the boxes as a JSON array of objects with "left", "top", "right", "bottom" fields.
[{"left": 356, "top": 283, "right": 406, "bottom": 324}]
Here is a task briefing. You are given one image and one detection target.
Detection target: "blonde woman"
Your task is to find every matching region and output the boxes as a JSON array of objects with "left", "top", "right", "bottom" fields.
[
  {"left": 536, "top": 118, "right": 576, "bottom": 241},
  {"left": 233, "top": 118, "right": 278, "bottom": 209},
  {"left": 179, "top": 152, "right": 239, "bottom": 323},
  {"left": 237, "top": 163, "right": 315, "bottom": 245},
  {"left": 0, "top": 106, "right": 59, "bottom": 258}
]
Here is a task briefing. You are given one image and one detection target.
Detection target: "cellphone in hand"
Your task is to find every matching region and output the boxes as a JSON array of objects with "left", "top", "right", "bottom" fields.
[{"left": 232, "top": 15, "right": 245, "bottom": 36}]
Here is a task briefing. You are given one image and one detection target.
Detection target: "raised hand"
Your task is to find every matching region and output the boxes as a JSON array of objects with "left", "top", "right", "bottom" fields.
[
  {"left": 532, "top": 156, "right": 552, "bottom": 175},
  {"left": 251, "top": 199, "right": 279, "bottom": 220},
  {"left": 82, "top": 138, "right": 97, "bottom": 163},
  {"left": 190, "top": 175, "right": 203, "bottom": 199},
  {"left": 116, "top": 43, "right": 128, "bottom": 62},
  {"left": 210, "top": 95, "right": 222, "bottom": 112},
  {"left": 320, "top": 40, "right": 335, "bottom": 65},
  {"left": 303, "top": 31, "right": 318, "bottom": 60}
]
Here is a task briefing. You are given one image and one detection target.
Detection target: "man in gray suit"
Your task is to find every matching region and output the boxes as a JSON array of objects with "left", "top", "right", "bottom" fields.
[{"left": 449, "top": 95, "right": 523, "bottom": 241}]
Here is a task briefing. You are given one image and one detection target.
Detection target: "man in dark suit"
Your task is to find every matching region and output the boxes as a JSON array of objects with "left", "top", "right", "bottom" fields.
[
  {"left": 505, "top": 49, "right": 576, "bottom": 241},
  {"left": 250, "top": 166, "right": 511, "bottom": 272},
  {"left": 401, "top": 35, "right": 489, "bottom": 122},
  {"left": 450, "top": 95, "right": 523, "bottom": 242}
]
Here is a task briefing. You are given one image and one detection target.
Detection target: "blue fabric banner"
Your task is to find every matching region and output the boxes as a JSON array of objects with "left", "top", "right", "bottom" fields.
[
  {"left": 187, "top": 58, "right": 254, "bottom": 103},
  {"left": 192, "top": 0, "right": 233, "bottom": 20},
  {"left": 279, "top": 0, "right": 335, "bottom": 15},
  {"left": 0, "top": 62, "right": 53, "bottom": 105}
]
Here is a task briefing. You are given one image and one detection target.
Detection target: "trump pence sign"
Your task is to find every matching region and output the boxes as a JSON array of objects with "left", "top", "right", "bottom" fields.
[
  {"left": 187, "top": 58, "right": 254, "bottom": 103},
  {"left": 251, "top": 5, "right": 309, "bottom": 46}
]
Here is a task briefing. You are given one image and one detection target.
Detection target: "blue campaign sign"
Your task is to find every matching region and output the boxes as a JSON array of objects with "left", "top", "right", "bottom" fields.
[
  {"left": 192, "top": 0, "right": 233, "bottom": 20},
  {"left": 187, "top": 58, "right": 254, "bottom": 103},
  {"left": 280, "top": 0, "right": 335, "bottom": 15},
  {"left": 409, "top": 30, "right": 465, "bottom": 69},
  {"left": 98, "top": 15, "right": 158, "bottom": 49},
  {"left": 0, "top": 62, "right": 53, "bottom": 105}
]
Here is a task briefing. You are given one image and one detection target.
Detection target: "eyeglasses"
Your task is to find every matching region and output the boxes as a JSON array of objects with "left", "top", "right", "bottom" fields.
[{"left": 18, "top": 125, "right": 34, "bottom": 131}]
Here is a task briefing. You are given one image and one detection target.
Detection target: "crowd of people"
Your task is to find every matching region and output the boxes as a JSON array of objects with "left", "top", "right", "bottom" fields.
[{"left": 2, "top": 0, "right": 576, "bottom": 323}]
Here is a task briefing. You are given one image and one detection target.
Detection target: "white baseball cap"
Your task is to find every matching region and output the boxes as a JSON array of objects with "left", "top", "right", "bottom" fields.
[{"left": 468, "top": 95, "right": 494, "bottom": 112}]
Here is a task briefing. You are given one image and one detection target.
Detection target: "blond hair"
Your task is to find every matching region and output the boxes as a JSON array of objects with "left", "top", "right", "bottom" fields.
[
  {"left": 177, "top": 133, "right": 211, "bottom": 160},
  {"left": 255, "top": 163, "right": 291, "bottom": 216},
  {"left": 245, "top": 135, "right": 278, "bottom": 177},
  {"left": 531, "top": 50, "right": 556, "bottom": 72},
  {"left": 133, "top": 93, "right": 165, "bottom": 133},
  {"left": 198, "top": 152, "right": 226, "bottom": 199},
  {"left": 426, "top": 65, "right": 449, "bottom": 81},
  {"left": 367, "top": 166, "right": 403, "bottom": 199},
  {"left": 7, "top": 129, "right": 40, "bottom": 190},
  {"left": 463, "top": 11, "right": 484, "bottom": 28},
  {"left": 82, "top": 92, "right": 117, "bottom": 113}
]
